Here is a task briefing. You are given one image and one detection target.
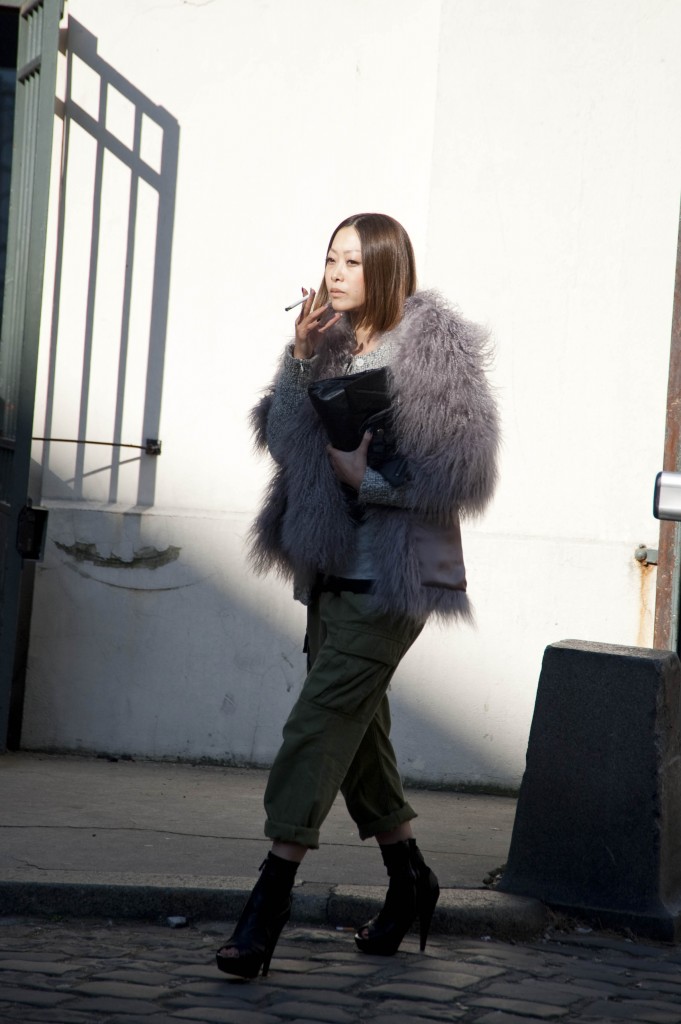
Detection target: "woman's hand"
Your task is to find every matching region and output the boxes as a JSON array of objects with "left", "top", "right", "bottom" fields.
[
  {"left": 327, "top": 432, "right": 372, "bottom": 491},
  {"left": 293, "top": 289, "right": 342, "bottom": 359}
]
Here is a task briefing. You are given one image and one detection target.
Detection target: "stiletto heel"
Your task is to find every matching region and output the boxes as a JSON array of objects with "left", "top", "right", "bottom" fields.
[
  {"left": 355, "top": 838, "right": 439, "bottom": 956},
  {"left": 260, "top": 907, "right": 289, "bottom": 977},
  {"left": 216, "top": 852, "right": 298, "bottom": 979},
  {"left": 411, "top": 838, "right": 439, "bottom": 951},
  {"left": 416, "top": 869, "right": 440, "bottom": 951}
]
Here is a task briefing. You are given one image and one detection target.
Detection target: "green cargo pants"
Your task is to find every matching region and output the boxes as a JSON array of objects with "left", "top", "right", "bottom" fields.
[{"left": 263, "top": 588, "right": 425, "bottom": 849}]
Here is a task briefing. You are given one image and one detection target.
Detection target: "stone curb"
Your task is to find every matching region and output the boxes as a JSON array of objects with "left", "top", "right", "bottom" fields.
[{"left": 0, "top": 879, "right": 548, "bottom": 941}]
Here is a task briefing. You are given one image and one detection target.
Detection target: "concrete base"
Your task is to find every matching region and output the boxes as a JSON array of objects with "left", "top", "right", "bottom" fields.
[{"left": 498, "top": 640, "right": 681, "bottom": 941}]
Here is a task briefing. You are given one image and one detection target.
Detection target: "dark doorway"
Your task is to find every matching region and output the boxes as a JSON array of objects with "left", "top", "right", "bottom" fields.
[
  {"left": 0, "top": 7, "right": 19, "bottom": 332},
  {"left": 0, "top": 0, "right": 63, "bottom": 751}
]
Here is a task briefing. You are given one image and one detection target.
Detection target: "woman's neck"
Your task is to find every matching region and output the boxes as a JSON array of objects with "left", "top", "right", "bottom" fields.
[{"left": 351, "top": 320, "right": 380, "bottom": 355}]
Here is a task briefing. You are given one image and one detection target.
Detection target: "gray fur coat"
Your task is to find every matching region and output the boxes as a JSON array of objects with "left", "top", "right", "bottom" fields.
[{"left": 249, "top": 290, "right": 500, "bottom": 622}]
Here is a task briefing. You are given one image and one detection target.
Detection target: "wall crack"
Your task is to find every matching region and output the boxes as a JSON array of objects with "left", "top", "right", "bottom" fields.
[{"left": 55, "top": 541, "right": 181, "bottom": 570}]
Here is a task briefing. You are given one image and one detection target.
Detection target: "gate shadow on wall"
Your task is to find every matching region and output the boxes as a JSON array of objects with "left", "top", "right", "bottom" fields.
[
  {"left": 38, "top": 18, "right": 179, "bottom": 508},
  {"left": 21, "top": 22, "right": 514, "bottom": 789}
]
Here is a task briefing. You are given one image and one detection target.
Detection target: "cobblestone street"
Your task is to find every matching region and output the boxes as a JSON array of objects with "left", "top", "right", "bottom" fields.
[{"left": 1, "top": 916, "right": 681, "bottom": 1023}]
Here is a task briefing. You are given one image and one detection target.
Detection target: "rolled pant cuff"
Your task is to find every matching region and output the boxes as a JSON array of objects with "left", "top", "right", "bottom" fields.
[
  {"left": 357, "top": 802, "right": 417, "bottom": 841},
  {"left": 265, "top": 819, "right": 320, "bottom": 850}
]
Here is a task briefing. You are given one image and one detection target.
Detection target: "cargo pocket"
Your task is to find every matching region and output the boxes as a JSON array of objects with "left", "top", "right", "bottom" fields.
[{"left": 303, "top": 626, "right": 408, "bottom": 724}]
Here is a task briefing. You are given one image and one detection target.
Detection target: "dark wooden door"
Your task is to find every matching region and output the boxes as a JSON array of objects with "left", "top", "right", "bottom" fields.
[{"left": 0, "top": 0, "right": 62, "bottom": 749}]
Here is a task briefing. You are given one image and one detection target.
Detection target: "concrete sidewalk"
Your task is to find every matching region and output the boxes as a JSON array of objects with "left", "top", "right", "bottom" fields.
[{"left": 0, "top": 752, "right": 546, "bottom": 940}]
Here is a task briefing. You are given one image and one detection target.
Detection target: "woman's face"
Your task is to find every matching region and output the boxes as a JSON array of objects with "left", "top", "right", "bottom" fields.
[{"left": 325, "top": 226, "right": 366, "bottom": 313}]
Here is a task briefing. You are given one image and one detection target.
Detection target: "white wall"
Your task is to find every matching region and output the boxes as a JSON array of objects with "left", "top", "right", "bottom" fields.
[{"left": 20, "top": 0, "right": 681, "bottom": 788}]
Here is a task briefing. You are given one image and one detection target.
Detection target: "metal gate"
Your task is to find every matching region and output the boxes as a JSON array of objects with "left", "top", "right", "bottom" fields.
[{"left": 0, "top": 0, "right": 62, "bottom": 750}]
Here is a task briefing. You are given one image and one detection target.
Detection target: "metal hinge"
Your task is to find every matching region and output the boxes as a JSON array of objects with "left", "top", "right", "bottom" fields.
[{"left": 634, "top": 545, "right": 658, "bottom": 566}]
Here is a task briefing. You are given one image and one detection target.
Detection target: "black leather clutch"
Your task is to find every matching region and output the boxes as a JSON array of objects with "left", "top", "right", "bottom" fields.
[{"left": 308, "top": 368, "right": 409, "bottom": 487}]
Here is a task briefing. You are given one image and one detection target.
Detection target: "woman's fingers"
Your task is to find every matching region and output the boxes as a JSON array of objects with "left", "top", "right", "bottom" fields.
[
  {"left": 318, "top": 311, "right": 342, "bottom": 333},
  {"left": 326, "top": 433, "right": 371, "bottom": 490},
  {"left": 301, "top": 302, "right": 330, "bottom": 332},
  {"left": 296, "top": 288, "right": 312, "bottom": 325},
  {"left": 295, "top": 290, "right": 342, "bottom": 352}
]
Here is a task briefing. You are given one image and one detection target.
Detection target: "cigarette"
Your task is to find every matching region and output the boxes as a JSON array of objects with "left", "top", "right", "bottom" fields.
[{"left": 284, "top": 295, "right": 309, "bottom": 312}]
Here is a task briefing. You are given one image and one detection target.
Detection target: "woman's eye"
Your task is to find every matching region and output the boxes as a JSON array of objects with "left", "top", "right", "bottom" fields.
[{"left": 325, "top": 257, "right": 334, "bottom": 265}]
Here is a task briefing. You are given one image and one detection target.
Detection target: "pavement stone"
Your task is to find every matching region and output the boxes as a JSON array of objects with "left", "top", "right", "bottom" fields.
[
  {"left": 0, "top": 917, "right": 680, "bottom": 1023},
  {"left": 369, "top": 980, "right": 461, "bottom": 1001},
  {"left": 269, "top": 1002, "right": 357, "bottom": 1022},
  {"left": 110, "top": 1018, "right": 172, "bottom": 1024},
  {"left": 467, "top": 997, "right": 570, "bottom": 1018},
  {"left": 59, "top": 996, "right": 161, "bottom": 1015},
  {"left": 170, "top": 1011, "right": 280, "bottom": 1023},
  {"left": 0, "top": 1012, "right": 104, "bottom": 1024},
  {"left": 371, "top": 1016, "right": 463, "bottom": 1024},
  {"left": 0, "top": 987, "right": 73, "bottom": 1007},
  {"left": 578, "top": 1001, "right": 681, "bottom": 1022},
  {"left": 473, "top": 1016, "right": 543, "bottom": 1024},
  {"left": 0, "top": 958, "right": 75, "bottom": 974},
  {"left": 373, "top": 1011, "right": 465, "bottom": 1023},
  {"left": 73, "top": 981, "right": 170, "bottom": 999},
  {"left": 481, "top": 980, "right": 600, "bottom": 1005}
]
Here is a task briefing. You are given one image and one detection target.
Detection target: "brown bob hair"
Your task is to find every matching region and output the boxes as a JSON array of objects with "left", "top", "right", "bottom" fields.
[{"left": 315, "top": 213, "right": 417, "bottom": 335}]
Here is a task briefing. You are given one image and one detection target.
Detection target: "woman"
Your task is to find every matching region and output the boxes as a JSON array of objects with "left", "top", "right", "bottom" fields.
[{"left": 216, "top": 213, "right": 499, "bottom": 979}]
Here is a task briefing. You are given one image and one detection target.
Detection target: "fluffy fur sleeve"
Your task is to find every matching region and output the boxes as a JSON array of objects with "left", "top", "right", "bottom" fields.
[
  {"left": 390, "top": 290, "right": 500, "bottom": 522},
  {"left": 249, "top": 390, "right": 273, "bottom": 452}
]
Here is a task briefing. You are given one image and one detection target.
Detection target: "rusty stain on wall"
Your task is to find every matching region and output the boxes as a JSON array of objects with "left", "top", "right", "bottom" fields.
[
  {"left": 55, "top": 541, "right": 180, "bottom": 570},
  {"left": 638, "top": 559, "right": 657, "bottom": 648}
]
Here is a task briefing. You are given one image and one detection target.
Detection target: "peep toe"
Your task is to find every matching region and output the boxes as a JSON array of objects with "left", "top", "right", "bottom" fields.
[{"left": 216, "top": 852, "right": 298, "bottom": 979}]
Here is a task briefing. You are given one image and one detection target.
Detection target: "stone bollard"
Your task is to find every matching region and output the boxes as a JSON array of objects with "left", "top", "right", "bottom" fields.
[{"left": 498, "top": 640, "right": 681, "bottom": 940}]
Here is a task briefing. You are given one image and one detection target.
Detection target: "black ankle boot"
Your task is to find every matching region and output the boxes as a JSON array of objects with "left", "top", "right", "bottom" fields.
[
  {"left": 216, "top": 852, "right": 299, "bottom": 979},
  {"left": 354, "top": 838, "right": 439, "bottom": 956}
]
